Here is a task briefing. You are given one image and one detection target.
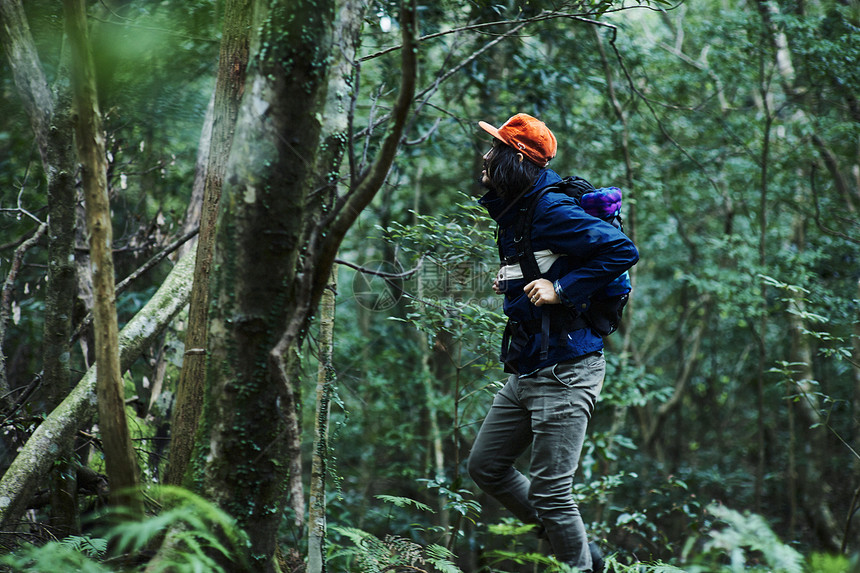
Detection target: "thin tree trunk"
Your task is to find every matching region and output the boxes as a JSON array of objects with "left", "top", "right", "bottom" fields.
[
  {"left": 165, "top": 0, "right": 253, "bottom": 488},
  {"left": 1, "top": 0, "right": 86, "bottom": 533},
  {"left": 787, "top": 289, "right": 842, "bottom": 551},
  {"left": 42, "top": 90, "right": 80, "bottom": 538},
  {"left": 786, "top": 211, "right": 842, "bottom": 551},
  {"left": 414, "top": 251, "right": 449, "bottom": 540},
  {"left": 0, "top": 251, "right": 196, "bottom": 530},
  {"left": 307, "top": 269, "right": 337, "bottom": 573},
  {"left": 754, "top": 102, "right": 772, "bottom": 513},
  {"left": 63, "top": 0, "right": 140, "bottom": 513},
  {"left": 176, "top": 92, "right": 215, "bottom": 260},
  {"left": 305, "top": 6, "right": 372, "bottom": 560}
]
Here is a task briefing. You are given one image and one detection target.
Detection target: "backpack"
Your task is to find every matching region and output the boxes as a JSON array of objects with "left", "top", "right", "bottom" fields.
[{"left": 505, "top": 175, "right": 631, "bottom": 337}]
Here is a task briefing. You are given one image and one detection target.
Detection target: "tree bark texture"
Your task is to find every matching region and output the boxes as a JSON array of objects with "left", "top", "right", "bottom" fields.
[
  {"left": 0, "top": 250, "right": 196, "bottom": 530},
  {"left": 0, "top": 0, "right": 78, "bottom": 414},
  {"left": 0, "top": 0, "right": 54, "bottom": 166},
  {"left": 191, "top": 0, "right": 415, "bottom": 568},
  {"left": 41, "top": 88, "right": 80, "bottom": 537},
  {"left": 307, "top": 270, "right": 336, "bottom": 573},
  {"left": 63, "top": 0, "right": 140, "bottom": 512},
  {"left": 165, "top": 0, "right": 253, "bottom": 488},
  {"left": 196, "top": 0, "right": 339, "bottom": 566}
]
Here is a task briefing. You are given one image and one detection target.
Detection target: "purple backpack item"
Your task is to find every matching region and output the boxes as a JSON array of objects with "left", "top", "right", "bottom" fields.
[{"left": 580, "top": 186, "right": 622, "bottom": 221}]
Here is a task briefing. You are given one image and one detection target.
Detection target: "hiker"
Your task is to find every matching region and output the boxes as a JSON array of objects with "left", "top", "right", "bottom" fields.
[{"left": 467, "top": 113, "right": 639, "bottom": 572}]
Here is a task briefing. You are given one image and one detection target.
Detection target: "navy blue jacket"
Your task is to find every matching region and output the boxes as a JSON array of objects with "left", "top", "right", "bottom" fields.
[{"left": 480, "top": 169, "right": 639, "bottom": 373}]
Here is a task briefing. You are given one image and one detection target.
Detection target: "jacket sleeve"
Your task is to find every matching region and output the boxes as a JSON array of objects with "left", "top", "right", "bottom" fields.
[{"left": 534, "top": 197, "right": 639, "bottom": 310}]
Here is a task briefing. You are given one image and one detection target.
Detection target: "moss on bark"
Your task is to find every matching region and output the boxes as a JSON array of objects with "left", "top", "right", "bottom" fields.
[{"left": 0, "top": 251, "right": 196, "bottom": 529}]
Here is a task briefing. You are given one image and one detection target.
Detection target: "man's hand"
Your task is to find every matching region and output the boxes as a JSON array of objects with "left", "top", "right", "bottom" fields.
[{"left": 524, "top": 279, "right": 559, "bottom": 306}]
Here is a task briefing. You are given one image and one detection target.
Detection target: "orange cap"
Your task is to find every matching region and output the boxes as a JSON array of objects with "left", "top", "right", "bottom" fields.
[{"left": 478, "top": 113, "right": 557, "bottom": 167}]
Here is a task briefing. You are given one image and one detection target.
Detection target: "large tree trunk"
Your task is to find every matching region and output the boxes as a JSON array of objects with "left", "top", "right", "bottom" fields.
[
  {"left": 0, "top": 251, "right": 196, "bottom": 531},
  {"left": 196, "top": 1, "right": 340, "bottom": 566},
  {"left": 186, "top": 0, "right": 415, "bottom": 568},
  {"left": 165, "top": 0, "right": 253, "bottom": 488}
]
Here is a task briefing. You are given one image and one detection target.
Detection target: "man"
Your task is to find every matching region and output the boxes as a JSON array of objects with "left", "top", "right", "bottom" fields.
[{"left": 467, "top": 113, "right": 639, "bottom": 572}]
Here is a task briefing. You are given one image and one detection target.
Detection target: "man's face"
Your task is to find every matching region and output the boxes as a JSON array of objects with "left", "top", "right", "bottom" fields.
[{"left": 480, "top": 142, "right": 496, "bottom": 188}]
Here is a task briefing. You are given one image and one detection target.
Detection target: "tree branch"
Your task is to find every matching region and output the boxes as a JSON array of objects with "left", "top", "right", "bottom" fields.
[
  {"left": 311, "top": 0, "right": 418, "bottom": 304},
  {"left": 69, "top": 226, "right": 200, "bottom": 344},
  {"left": 359, "top": 7, "right": 637, "bottom": 62},
  {"left": 0, "top": 250, "right": 196, "bottom": 530},
  {"left": 0, "top": 224, "right": 47, "bottom": 409},
  {"left": 0, "top": 0, "right": 54, "bottom": 164}
]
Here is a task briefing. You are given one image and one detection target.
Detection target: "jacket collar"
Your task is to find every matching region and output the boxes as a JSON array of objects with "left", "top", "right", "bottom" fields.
[{"left": 479, "top": 169, "right": 563, "bottom": 227}]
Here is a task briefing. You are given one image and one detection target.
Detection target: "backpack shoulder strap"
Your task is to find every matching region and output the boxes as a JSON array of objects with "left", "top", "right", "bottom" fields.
[{"left": 513, "top": 187, "right": 550, "bottom": 283}]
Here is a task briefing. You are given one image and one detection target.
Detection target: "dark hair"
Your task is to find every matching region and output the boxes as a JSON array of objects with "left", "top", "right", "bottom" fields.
[{"left": 485, "top": 140, "right": 542, "bottom": 202}]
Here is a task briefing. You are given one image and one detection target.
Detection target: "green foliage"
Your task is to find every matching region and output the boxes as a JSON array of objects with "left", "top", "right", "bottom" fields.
[
  {"left": 678, "top": 503, "right": 805, "bottom": 573},
  {"left": 1, "top": 535, "right": 110, "bottom": 573},
  {"left": 329, "top": 526, "right": 463, "bottom": 573},
  {"left": 0, "top": 486, "right": 250, "bottom": 573},
  {"left": 3, "top": 0, "right": 859, "bottom": 568},
  {"left": 375, "top": 493, "right": 436, "bottom": 514},
  {"left": 805, "top": 552, "right": 859, "bottom": 573},
  {"left": 425, "top": 544, "right": 464, "bottom": 573}
]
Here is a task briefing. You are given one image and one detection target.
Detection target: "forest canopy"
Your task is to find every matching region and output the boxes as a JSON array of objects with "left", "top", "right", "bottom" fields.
[{"left": 0, "top": 0, "right": 858, "bottom": 572}]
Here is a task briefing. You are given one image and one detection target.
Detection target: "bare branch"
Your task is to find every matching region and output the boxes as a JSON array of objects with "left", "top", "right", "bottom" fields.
[
  {"left": 360, "top": 7, "right": 635, "bottom": 62},
  {"left": 0, "top": 224, "right": 47, "bottom": 408},
  {"left": 335, "top": 255, "right": 425, "bottom": 279},
  {"left": 70, "top": 226, "right": 200, "bottom": 344}
]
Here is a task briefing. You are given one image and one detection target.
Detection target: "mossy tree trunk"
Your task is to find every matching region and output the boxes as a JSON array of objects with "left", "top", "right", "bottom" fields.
[
  {"left": 195, "top": 0, "right": 338, "bottom": 565},
  {"left": 189, "top": 0, "right": 416, "bottom": 568},
  {"left": 307, "top": 269, "right": 336, "bottom": 573},
  {"left": 63, "top": 0, "right": 140, "bottom": 514},
  {"left": 165, "top": 0, "right": 253, "bottom": 488},
  {"left": 1, "top": 0, "right": 83, "bottom": 533},
  {"left": 0, "top": 251, "right": 196, "bottom": 530}
]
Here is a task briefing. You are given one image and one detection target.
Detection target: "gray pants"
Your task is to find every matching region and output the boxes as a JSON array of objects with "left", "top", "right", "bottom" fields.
[{"left": 468, "top": 353, "right": 605, "bottom": 571}]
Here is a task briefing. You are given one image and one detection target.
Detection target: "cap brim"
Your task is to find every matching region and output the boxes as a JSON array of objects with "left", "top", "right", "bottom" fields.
[{"left": 478, "top": 120, "right": 504, "bottom": 142}]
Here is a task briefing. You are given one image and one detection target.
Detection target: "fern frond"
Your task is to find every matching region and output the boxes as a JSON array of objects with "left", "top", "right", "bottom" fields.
[
  {"left": 375, "top": 494, "right": 435, "bottom": 513},
  {"left": 425, "top": 544, "right": 463, "bottom": 573},
  {"left": 705, "top": 503, "right": 804, "bottom": 573}
]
